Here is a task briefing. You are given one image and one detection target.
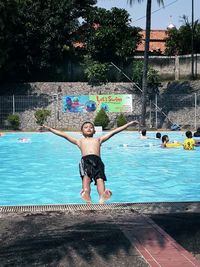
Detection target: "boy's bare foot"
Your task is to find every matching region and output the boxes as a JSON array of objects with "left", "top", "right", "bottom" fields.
[
  {"left": 80, "top": 190, "right": 92, "bottom": 204},
  {"left": 99, "top": 189, "right": 112, "bottom": 204}
]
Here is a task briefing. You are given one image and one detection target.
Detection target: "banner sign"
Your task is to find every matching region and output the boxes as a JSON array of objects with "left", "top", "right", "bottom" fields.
[{"left": 63, "top": 94, "right": 132, "bottom": 113}]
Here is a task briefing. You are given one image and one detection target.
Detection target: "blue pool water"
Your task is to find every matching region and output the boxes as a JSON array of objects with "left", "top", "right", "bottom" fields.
[{"left": 0, "top": 131, "right": 200, "bottom": 205}]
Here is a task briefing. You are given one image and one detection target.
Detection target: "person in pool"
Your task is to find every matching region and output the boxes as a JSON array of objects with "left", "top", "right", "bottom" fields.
[
  {"left": 155, "top": 132, "right": 161, "bottom": 139},
  {"left": 161, "top": 135, "right": 182, "bottom": 148},
  {"left": 183, "top": 130, "right": 200, "bottom": 150},
  {"left": 40, "top": 120, "right": 139, "bottom": 204},
  {"left": 140, "top": 129, "right": 148, "bottom": 139},
  {"left": 194, "top": 127, "right": 200, "bottom": 137},
  {"left": 161, "top": 135, "right": 169, "bottom": 148}
]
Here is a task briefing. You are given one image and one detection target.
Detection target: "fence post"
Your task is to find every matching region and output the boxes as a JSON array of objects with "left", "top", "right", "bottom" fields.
[
  {"left": 53, "top": 94, "right": 58, "bottom": 128},
  {"left": 149, "top": 99, "right": 152, "bottom": 128},
  {"left": 194, "top": 93, "right": 197, "bottom": 130},
  {"left": 175, "top": 55, "right": 180, "bottom": 80},
  {"left": 155, "top": 94, "right": 158, "bottom": 129},
  {"left": 12, "top": 95, "right": 15, "bottom": 114}
]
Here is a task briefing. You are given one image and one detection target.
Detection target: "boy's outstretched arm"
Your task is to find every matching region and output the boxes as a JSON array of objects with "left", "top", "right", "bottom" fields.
[
  {"left": 99, "top": 120, "right": 139, "bottom": 144},
  {"left": 40, "top": 125, "right": 79, "bottom": 145}
]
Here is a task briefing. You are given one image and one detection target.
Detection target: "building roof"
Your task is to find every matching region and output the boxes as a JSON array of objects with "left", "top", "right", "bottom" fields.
[
  {"left": 136, "top": 30, "right": 168, "bottom": 54},
  {"left": 73, "top": 29, "right": 168, "bottom": 55},
  {"left": 73, "top": 41, "right": 85, "bottom": 48}
]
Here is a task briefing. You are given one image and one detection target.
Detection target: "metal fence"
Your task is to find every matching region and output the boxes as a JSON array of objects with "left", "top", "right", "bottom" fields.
[
  {"left": 151, "top": 93, "right": 200, "bottom": 129},
  {"left": 0, "top": 94, "right": 200, "bottom": 130},
  {"left": 0, "top": 95, "right": 51, "bottom": 130}
]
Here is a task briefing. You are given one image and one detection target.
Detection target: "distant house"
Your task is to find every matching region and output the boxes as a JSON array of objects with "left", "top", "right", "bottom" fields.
[
  {"left": 136, "top": 30, "right": 168, "bottom": 55},
  {"left": 73, "top": 28, "right": 169, "bottom": 55}
]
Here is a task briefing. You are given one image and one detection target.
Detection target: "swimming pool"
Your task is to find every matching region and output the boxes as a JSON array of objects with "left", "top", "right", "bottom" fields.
[{"left": 0, "top": 131, "right": 200, "bottom": 205}]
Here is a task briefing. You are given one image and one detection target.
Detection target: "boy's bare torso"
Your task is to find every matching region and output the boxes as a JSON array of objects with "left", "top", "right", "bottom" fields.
[{"left": 78, "top": 137, "right": 101, "bottom": 157}]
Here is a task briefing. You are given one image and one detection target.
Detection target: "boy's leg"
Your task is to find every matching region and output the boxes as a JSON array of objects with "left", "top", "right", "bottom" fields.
[
  {"left": 96, "top": 178, "right": 112, "bottom": 204},
  {"left": 81, "top": 176, "right": 92, "bottom": 204}
]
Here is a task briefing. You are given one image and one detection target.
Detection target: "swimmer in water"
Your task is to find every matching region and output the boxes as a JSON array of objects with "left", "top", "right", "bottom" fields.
[
  {"left": 140, "top": 129, "right": 148, "bottom": 139},
  {"left": 161, "top": 135, "right": 182, "bottom": 148}
]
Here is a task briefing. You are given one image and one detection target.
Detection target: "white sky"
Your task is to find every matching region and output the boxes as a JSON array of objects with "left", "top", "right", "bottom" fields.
[{"left": 96, "top": 0, "right": 200, "bottom": 29}]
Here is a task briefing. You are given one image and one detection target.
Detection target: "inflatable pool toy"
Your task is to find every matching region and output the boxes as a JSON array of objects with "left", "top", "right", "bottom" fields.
[
  {"left": 18, "top": 138, "right": 31, "bottom": 143},
  {"left": 166, "top": 143, "right": 182, "bottom": 148},
  {"left": 120, "top": 143, "right": 159, "bottom": 148}
]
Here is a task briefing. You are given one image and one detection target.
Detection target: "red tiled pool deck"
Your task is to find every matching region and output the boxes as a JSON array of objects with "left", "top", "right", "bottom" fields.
[
  {"left": 0, "top": 202, "right": 200, "bottom": 266},
  {"left": 117, "top": 213, "right": 200, "bottom": 267}
]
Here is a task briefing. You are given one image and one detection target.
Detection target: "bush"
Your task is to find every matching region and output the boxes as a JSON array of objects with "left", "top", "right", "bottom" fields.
[
  {"left": 132, "top": 61, "right": 160, "bottom": 97},
  {"left": 7, "top": 114, "right": 20, "bottom": 130},
  {"left": 94, "top": 109, "right": 109, "bottom": 130},
  {"left": 34, "top": 109, "right": 51, "bottom": 126},
  {"left": 117, "top": 114, "right": 127, "bottom": 127},
  {"left": 83, "top": 58, "right": 110, "bottom": 86}
]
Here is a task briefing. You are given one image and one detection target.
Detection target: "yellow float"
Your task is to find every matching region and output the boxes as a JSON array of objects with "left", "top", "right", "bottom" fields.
[{"left": 166, "top": 143, "right": 183, "bottom": 148}]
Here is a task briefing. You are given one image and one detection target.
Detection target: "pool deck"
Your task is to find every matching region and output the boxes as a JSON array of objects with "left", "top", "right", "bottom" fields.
[{"left": 0, "top": 202, "right": 200, "bottom": 267}]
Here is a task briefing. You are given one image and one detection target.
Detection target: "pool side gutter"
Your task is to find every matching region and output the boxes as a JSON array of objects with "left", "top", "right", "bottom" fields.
[{"left": 0, "top": 201, "right": 200, "bottom": 214}]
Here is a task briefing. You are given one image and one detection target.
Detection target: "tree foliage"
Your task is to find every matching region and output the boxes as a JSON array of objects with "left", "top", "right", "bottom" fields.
[
  {"left": 34, "top": 109, "right": 51, "bottom": 125},
  {"left": 83, "top": 57, "right": 110, "bottom": 86},
  {"left": 81, "top": 7, "right": 142, "bottom": 63},
  {"left": 165, "top": 16, "right": 200, "bottom": 55},
  {"left": 117, "top": 114, "right": 127, "bottom": 127},
  {"left": 132, "top": 61, "right": 160, "bottom": 98},
  {"left": 94, "top": 109, "right": 109, "bottom": 130},
  {"left": 0, "top": 0, "right": 96, "bottom": 82},
  {"left": 7, "top": 114, "right": 20, "bottom": 130}
]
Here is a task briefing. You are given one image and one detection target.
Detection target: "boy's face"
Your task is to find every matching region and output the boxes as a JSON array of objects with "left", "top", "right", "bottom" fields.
[{"left": 82, "top": 123, "right": 95, "bottom": 137}]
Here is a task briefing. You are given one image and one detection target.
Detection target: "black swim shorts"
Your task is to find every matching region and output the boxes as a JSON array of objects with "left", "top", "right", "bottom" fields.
[{"left": 79, "top": 154, "right": 107, "bottom": 185}]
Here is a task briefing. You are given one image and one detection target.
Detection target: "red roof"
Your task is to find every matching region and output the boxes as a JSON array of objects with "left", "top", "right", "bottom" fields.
[
  {"left": 136, "top": 30, "right": 168, "bottom": 54},
  {"left": 73, "top": 29, "right": 168, "bottom": 54},
  {"left": 72, "top": 41, "right": 85, "bottom": 48}
]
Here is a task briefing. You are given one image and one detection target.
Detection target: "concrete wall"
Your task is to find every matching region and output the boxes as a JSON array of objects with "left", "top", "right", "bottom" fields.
[
  {"left": 0, "top": 83, "right": 142, "bottom": 131},
  {"left": 1, "top": 81, "right": 200, "bottom": 131},
  {"left": 134, "top": 54, "right": 200, "bottom": 80}
]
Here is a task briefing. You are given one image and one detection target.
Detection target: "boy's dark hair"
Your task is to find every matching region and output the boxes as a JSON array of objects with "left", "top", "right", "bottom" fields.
[
  {"left": 156, "top": 132, "right": 161, "bottom": 139},
  {"left": 185, "top": 130, "right": 192, "bottom": 138},
  {"left": 81, "top": 121, "right": 95, "bottom": 131},
  {"left": 141, "top": 129, "right": 146, "bottom": 136},
  {"left": 162, "top": 135, "right": 168, "bottom": 143}
]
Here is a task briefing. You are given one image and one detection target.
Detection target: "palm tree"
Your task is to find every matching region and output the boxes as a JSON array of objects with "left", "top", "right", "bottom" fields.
[{"left": 128, "top": 0, "right": 164, "bottom": 126}]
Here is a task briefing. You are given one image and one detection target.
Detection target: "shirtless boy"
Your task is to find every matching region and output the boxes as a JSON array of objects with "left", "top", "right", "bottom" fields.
[{"left": 41, "top": 120, "right": 138, "bottom": 204}]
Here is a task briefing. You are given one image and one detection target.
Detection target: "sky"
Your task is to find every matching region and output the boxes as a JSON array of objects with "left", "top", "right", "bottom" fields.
[{"left": 96, "top": 0, "right": 200, "bottom": 30}]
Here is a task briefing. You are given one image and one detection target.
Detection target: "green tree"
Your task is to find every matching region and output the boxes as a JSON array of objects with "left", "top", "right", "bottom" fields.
[
  {"left": 132, "top": 61, "right": 160, "bottom": 98},
  {"left": 128, "top": 0, "right": 164, "bottom": 126},
  {"left": 117, "top": 114, "right": 127, "bottom": 127},
  {"left": 82, "top": 7, "right": 141, "bottom": 64},
  {"left": 7, "top": 114, "right": 20, "bottom": 130},
  {"left": 34, "top": 109, "right": 51, "bottom": 126},
  {"left": 165, "top": 16, "right": 200, "bottom": 55},
  {"left": 94, "top": 109, "right": 109, "bottom": 130},
  {"left": 83, "top": 57, "right": 110, "bottom": 86},
  {"left": 0, "top": 0, "right": 96, "bottom": 82}
]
